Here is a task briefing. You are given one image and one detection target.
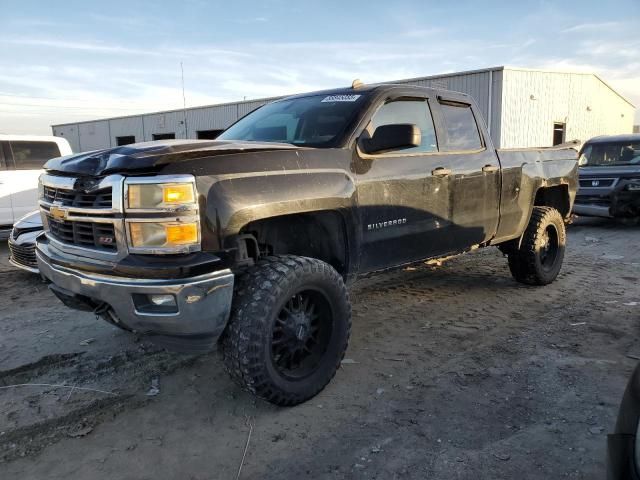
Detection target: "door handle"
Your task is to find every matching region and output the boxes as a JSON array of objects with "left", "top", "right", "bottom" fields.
[
  {"left": 431, "top": 167, "right": 451, "bottom": 177},
  {"left": 482, "top": 164, "right": 499, "bottom": 173}
]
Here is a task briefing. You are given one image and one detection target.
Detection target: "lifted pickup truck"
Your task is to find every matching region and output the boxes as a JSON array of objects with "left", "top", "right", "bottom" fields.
[{"left": 36, "top": 83, "right": 578, "bottom": 405}]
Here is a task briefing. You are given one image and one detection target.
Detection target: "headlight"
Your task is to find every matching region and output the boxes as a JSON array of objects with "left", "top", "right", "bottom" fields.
[
  {"left": 127, "top": 182, "right": 196, "bottom": 210},
  {"left": 124, "top": 176, "right": 200, "bottom": 253},
  {"left": 128, "top": 221, "right": 200, "bottom": 250},
  {"left": 626, "top": 182, "right": 640, "bottom": 192}
]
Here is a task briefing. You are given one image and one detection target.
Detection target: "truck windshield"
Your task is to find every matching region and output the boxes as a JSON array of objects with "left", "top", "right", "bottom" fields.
[
  {"left": 217, "top": 94, "right": 368, "bottom": 147},
  {"left": 580, "top": 141, "right": 640, "bottom": 167}
]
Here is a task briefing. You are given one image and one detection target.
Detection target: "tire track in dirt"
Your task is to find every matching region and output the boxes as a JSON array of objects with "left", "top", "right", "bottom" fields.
[{"left": 0, "top": 346, "right": 200, "bottom": 462}]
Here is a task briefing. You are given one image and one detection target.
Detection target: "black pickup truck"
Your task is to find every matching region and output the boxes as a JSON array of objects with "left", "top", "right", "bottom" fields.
[{"left": 36, "top": 83, "right": 578, "bottom": 405}]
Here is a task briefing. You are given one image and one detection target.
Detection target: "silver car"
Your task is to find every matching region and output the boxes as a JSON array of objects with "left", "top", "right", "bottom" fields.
[{"left": 8, "top": 211, "right": 42, "bottom": 273}]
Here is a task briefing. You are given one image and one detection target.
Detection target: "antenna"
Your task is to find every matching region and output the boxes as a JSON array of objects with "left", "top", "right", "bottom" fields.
[{"left": 180, "top": 61, "right": 188, "bottom": 137}]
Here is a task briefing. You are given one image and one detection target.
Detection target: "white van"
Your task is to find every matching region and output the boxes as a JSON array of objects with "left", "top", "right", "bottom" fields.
[{"left": 0, "top": 135, "right": 72, "bottom": 227}]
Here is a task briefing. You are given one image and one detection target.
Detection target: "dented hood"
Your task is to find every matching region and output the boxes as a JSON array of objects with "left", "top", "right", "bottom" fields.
[{"left": 44, "top": 139, "right": 306, "bottom": 176}]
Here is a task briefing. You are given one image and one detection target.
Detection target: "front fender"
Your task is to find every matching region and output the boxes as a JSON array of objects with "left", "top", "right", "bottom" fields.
[{"left": 201, "top": 169, "right": 357, "bottom": 239}]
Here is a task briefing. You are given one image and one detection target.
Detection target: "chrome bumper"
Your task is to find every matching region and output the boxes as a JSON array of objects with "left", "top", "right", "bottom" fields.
[
  {"left": 36, "top": 242, "right": 234, "bottom": 348},
  {"left": 573, "top": 203, "right": 612, "bottom": 218}
]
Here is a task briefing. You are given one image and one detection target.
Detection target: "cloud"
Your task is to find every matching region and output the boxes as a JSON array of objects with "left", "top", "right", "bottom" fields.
[
  {"left": 5, "top": 37, "right": 164, "bottom": 57},
  {"left": 1, "top": 13, "right": 639, "bottom": 136},
  {"left": 561, "top": 21, "right": 621, "bottom": 33}
]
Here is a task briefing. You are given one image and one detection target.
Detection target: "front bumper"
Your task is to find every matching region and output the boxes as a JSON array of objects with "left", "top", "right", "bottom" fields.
[
  {"left": 573, "top": 202, "right": 612, "bottom": 218},
  {"left": 36, "top": 238, "right": 234, "bottom": 351}
]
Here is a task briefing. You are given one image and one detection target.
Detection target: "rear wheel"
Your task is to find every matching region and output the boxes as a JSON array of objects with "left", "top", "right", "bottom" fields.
[
  {"left": 507, "top": 206, "right": 566, "bottom": 285},
  {"left": 221, "top": 255, "right": 351, "bottom": 406}
]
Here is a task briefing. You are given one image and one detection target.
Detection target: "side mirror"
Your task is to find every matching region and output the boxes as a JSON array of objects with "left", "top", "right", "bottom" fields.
[
  {"left": 578, "top": 154, "right": 588, "bottom": 166},
  {"left": 361, "top": 124, "right": 421, "bottom": 155}
]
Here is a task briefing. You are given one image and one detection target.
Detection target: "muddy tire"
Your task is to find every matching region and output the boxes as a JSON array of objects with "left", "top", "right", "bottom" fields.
[
  {"left": 507, "top": 206, "right": 566, "bottom": 286},
  {"left": 220, "top": 255, "right": 351, "bottom": 406}
]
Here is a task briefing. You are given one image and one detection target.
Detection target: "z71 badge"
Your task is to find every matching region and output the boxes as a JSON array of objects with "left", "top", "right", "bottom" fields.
[{"left": 367, "top": 218, "right": 407, "bottom": 231}]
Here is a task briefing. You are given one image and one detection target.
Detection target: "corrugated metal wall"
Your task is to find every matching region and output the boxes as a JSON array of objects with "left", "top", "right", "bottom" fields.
[
  {"left": 109, "top": 116, "right": 144, "bottom": 145},
  {"left": 51, "top": 124, "right": 81, "bottom": 153},
  {"left": 394, "top": 68, "right": 502, "bottom": 146},
  {"left": 500, "top": 69, "right": 635, "bottom": 148},
  {"left": 77, "top": 120, "right": 110, "bottom": 151}
]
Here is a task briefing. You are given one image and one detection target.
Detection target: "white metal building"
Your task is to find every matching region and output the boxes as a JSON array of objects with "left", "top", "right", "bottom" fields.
[{"left": 52, "top": 66, "right": 635, "bottom": 152}]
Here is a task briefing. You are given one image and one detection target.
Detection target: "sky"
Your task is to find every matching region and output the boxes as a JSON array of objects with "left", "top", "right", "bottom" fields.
[{"left": 1, "top": 0, "right": 639, "bottom": 135}]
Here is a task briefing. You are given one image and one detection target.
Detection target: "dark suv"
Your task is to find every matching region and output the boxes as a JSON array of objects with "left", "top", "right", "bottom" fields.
[{"left": 574, "top": 134, "right": 640, "bottom": 220}]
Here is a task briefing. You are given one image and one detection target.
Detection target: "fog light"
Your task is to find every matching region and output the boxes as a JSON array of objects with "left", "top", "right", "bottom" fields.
[{"left": 149, "top": 294, "right": 176, "bottom": 307}]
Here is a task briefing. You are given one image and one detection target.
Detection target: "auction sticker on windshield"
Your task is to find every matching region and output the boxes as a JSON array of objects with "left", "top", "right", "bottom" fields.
[{"left": 321, "top": 95, "right": 361, "bottom": 102}]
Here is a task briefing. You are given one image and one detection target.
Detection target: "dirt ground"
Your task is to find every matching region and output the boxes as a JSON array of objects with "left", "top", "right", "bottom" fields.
[{"left": 0, "top": 218, "right": 639, "bottom": 480}]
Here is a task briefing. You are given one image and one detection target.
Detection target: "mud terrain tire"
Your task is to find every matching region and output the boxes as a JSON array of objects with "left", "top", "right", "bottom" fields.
[
  {"left": 221, "top": 255, "right": 351, "bottom": 406},
  {"left": 508, "top": 206, "right": 566, "bottom": 286}
]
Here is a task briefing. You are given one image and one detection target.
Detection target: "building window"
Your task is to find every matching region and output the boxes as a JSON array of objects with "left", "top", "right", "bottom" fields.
[
  {"left": 197, "top": 129, "right": 224, "bottom": 140},
  {"left": 553, "top": 123, "right": 566, "bottom": 146},
  {"left": 116, "top": 135, "right": 136, "bottom": 146},
  {"left": 152, "top": 133, "right": 176, "bottom": 140}
]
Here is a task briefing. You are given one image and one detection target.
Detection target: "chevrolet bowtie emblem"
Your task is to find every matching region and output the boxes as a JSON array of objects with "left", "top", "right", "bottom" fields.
[{"left": 50, "top": 205, "right": 69, "bottom": 220}]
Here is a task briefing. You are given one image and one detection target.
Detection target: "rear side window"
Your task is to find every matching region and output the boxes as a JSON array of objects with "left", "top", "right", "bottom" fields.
[
  {"left": 0, "top": 142, "right": 7, "bottom": 170},
  {"left": 369, "top": 99, "right": 438, "bottom": 153},
  {"left": 439, "top": 102, "right": 483, "bottom": 151},
  {"left": 9, "top": 141, "right": 61, "bottom": 170}
]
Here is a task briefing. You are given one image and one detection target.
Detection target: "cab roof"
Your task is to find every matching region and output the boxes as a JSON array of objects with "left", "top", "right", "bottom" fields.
[
  {"left": 585, "top": 134, "right": 640, "bottom": 144},
  {"left": 279, "top": 83, "right": 472, "bottom": 102}
]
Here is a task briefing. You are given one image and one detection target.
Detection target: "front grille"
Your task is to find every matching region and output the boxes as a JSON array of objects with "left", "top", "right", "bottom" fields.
[
  {"left": 579, "top": 178, "right": 615, "bottom": 188},
  {"left": 47, "top": 218, "right": 117, "bottom": 251},
  {"left": 9, "top": 242, "right": 38, "bottom": 270},
  {"left": 43, "top": 185, "right": 113, "bottom": 209}
]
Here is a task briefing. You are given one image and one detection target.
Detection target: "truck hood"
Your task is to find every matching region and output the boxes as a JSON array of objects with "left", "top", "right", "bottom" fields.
[
  {"left": 579, "top": 165, "right": 640, "bottom": 177},
  {"left": 44, "top": 139, "right": 307, "bottom": 176}
]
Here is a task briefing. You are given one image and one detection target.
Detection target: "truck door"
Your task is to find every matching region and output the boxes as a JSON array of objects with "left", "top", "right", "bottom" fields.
[
  {"left": 355, "top": 96, "right": 458, "bottom": 272},
  {"left": 0, "top": 142, "right": 13, "bottom": 226},
  {"left": 5, "top": 140, "right": 60, "bottom": 221},
  {"left": 434, "top": 97, "right": 501, "bottom": 249}
]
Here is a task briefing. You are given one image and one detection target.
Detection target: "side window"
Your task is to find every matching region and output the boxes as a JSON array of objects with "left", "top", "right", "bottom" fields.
[
  {"left": 9, "top": 141, "right": 61, "bottom": 170},
  {"left": 439, "top": 102, "right": 483, "bottom": 151},
  {"left": 369, "top": 99, "right": 438, "bottom": 154},
  {"left": 0, "top": 142, "right": 7, "bottom": 170}
]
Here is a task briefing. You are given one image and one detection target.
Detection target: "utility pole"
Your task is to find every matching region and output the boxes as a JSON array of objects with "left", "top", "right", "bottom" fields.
[{"left": 181, "top": 61, "right": 188, "bottom": 138}]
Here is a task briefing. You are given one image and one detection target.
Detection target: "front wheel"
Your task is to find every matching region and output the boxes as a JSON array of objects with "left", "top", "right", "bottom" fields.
[
  {"left": 221, "top": 255, "right": 351, "bottom": 406},
  {"left": 507, "top": 206, "right": 566, "bottom": 285}
]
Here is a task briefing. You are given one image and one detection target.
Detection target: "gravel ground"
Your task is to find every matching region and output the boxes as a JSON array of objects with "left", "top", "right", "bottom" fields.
[{"left": 0, "top": 217, "right": 639, "bottom": 479}]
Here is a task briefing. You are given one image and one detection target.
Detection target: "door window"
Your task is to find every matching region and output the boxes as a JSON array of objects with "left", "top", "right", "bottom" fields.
[
  {"left": 369, "top": 99, "right": 438, "bottom": 154},
  {"left": 0, "top": 142, "right": 6, "bottom": 170},
  {"left": 439, "top": 102, "right": 483, "bottom": 151},
  {"left": 9, "top": 141, "right": 61, "bottom": 170}
]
